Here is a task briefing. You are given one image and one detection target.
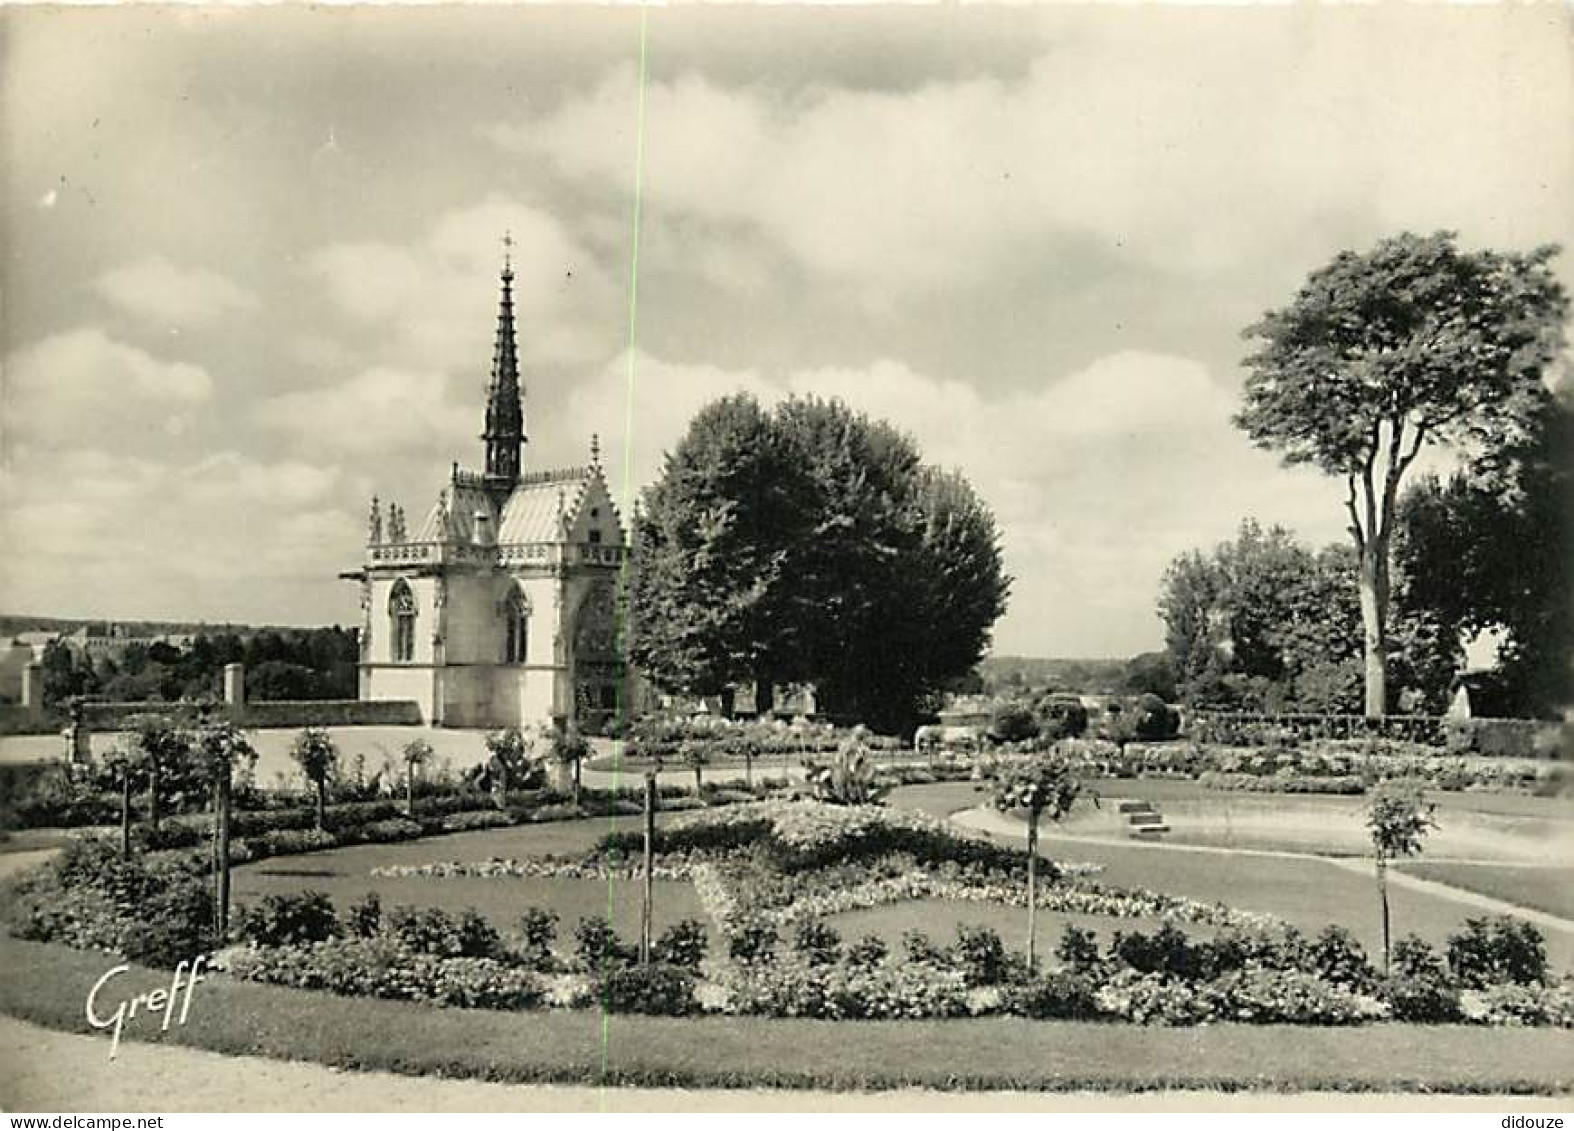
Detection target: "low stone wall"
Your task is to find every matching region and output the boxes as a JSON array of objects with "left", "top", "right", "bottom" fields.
[{"left": 237, "top": 699, "right": 423, "bottom": 728}]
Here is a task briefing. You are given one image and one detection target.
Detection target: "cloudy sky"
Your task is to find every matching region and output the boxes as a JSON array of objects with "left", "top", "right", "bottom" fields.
[{"left": 2, "top": 5, "right": 1570, "bottom": 657}]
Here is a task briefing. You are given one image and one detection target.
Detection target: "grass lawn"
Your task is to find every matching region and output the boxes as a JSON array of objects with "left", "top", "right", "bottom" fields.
[
  {"left": 1398, "top": 862, "right": 1574, "bottom": 921},
  {"left": 886, "top": 781, "right": 988, "bottom": 819},
  {"left": 2, "top": 935, "right": 1569, "bottom": 1095},
  {"left": 827, "top": 897, "right": 1218, "bottom": 955},
  {"left": 231, "top": 814, "right": 713, "bottom": 940}
]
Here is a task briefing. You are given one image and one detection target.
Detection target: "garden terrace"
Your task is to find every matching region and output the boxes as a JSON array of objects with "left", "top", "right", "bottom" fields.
[{"left": 4, "top": 935, "right": 1572, "bottom": 1094}]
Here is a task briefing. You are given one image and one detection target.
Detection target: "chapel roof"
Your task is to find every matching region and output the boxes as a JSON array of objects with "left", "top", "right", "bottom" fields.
[{"left": 410, "top": 463, "right": 608, "bottom": 546}]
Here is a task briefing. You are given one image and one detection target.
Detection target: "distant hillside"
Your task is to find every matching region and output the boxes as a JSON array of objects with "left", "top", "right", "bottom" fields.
[
  {"left": 978, "top": 655, "right": 1129, "bottom": 694},
  {"left": 0, "top": 614, "right": 310, "bottom": 641}
]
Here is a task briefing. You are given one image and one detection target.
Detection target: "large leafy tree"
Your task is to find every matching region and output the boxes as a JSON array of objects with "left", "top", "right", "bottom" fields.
[
  {"left": 1159, "top": 520, "right": 1360, "bottom": 710},
  {"left": 629, "top": 395, "right": 813, "bottom": 703},
  {"left": 1235, "top": 232, "right": 1567, "bottom": 717},
  {"left": 1393, "top": 393, "right": 1574, "bottom": 718},
  {"left": 632, "top": 395, "right": 1010, "bottom": 731}
]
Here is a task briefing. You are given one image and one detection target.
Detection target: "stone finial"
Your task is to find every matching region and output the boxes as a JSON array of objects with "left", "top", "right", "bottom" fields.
[
  {"left": 590, "top": 433, "right": 601, "bottom": 466},
  {"left": 368, "top": 496, "right": 383, "bottom": 544}
]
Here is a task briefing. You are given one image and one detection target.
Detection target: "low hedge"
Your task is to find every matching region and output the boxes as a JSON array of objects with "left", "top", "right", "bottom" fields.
[
  {"left": 1199, "top": 772, "right": 1367, "bottom": 795},
  {"left": 1445, "top": 718, "right": 1570, "bottom": 760},
  {"left": 1188, "top": 713, "right": 1446, "bottom": 748}
]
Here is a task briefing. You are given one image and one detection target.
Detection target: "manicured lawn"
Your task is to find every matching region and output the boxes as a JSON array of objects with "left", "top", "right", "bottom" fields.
[
  {"left": 881, "top": 787, "right": 1574, "bottom": 972},
  {"left": 827, "top": 897, "right": 1218, "bottom": 955},
  {"left": 231, "top": 814, "right": 713, "bottom": 940},
  {"left": 886, "top": 781, "right": 988, "bottom": 819},
  {"left": 2, "top": 935, "right": 1569, "bottom": 1094},
  {"left": 1399, "top": 863, "right": 1574, "bottom": 921}
]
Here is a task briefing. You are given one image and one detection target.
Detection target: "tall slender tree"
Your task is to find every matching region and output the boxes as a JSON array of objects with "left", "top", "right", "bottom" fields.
[
  {"left": 290, "top": 726, "right": 339, "bottom": 830},
  {"left": 1236, "top": 232, "right": 1567, "bottom": 716},
  {"left": 1367, "top": 787, "right": 1437, "bottom": 974},
  {"left": 197, "top": 720, "right": 256, "bottom": 939},
  {"left": 988, "top": 753, "right": 1083, "bottom": 971}
]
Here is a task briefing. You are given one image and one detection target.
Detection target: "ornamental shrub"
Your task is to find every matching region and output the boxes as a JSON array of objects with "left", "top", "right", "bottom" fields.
[
  {"left": 1133, "top": 694, "right": 1181, "bottom": 741},
  {"left": 1035, "top": 694, "right": 1090, "bottom": 741},
  {"left": 1054, "top": 924, "right": 1101, "bottom": 974},
  {"left": 727, "top": 917, "right": 778, "bottom": 964},
  {"left": 6, "top": 839, "right": 215, "bottom": 969},
  {"left": 1304, "top": 925, "right": 1378, "bottom": 991},
  {"left": 793, "top": 919, "right": 842, "bottom": 966},
  {"left": 515, "top": 907, "right": 559, "bottom": 968},
  {"left": 725, "top": 953, "right": 968, "bottom": 1020},
  {"left": 652, "top": 918, "right": 709, "bottom": 969},
  {"left": 1210, "top": 967, "right": 1387, "bottom": 1025},
  {"left": 234, "top": 891, "right": 341, "bottom": 947},
  {"left": 1006, "top": 971, "right": 1102, "bottom": 1019},
  {"left": 225, "top": 937, "right": 543, "bottom": 1010},
  {"left": 1094, "top": 970, "right": 1214, "bottom": 1026},
  {"left": 347, "top": 892, "right": 382, "bottom": 938},
  {"left": 1462, "top": 981, "right": 1574, "bottom": 1027},
  {"left": 598, "top": 964, "right": 700, "bottom": 1016},
  {"left": 988, "top": 702, "right": 1040, "bottom": 744},
  {"left": 952, "top": 924, "right": 1013, "bottom": 987},
  {"left": 381, "top": 905, "right": 503, "bottom": 960},
  {"left": 1447, "top": 916, "right": 1548, "bottom": 988},
  {"left": 1109, "top": 923, "right": 1202, "bottom": 979},
  {"left": 902, "top": 928, "right": 947, "bottom": 965},
  {"left": 575, "top": 916, "right": 636, "bottom": 970},
  {"left": 845, "top": 934, "right": 889, "bottom": 969}
]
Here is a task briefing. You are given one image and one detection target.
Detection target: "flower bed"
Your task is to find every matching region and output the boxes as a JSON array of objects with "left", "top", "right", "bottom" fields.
[
  {"left": 368, "top": 857, "right": 693, "bottom": 882},
  {"left": 1034, "top": 738, "right": 1563, "bottom": 795}
]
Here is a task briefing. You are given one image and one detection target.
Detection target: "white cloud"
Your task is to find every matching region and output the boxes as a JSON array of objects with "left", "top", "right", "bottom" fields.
[
  {"left": 1, "top": 447, "right": 358, "bottom": 622},
  {"left": 95, "top": 257, "right": 257, "bottom": 328},
  {"left": 492, "top": 16, "right": 1570, "bottom": 299},
  {"left": 572, "top": 348, "right": 1354, "bottom": 655},
  {"left": 4, "top": 327, "right": 213, "bottom": 447},
  {"left": 304, "top": 196, "right": 621, "bottom": 374},
  {"left": 254, "top": 365, "right": 476, "bottom": 458}
]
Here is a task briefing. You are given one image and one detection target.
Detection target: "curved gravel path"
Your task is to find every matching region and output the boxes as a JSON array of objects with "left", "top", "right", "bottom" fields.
[
  {"left": 951, "top": 805, "right": 1574, "bottom": 937},
  {"left": 1, "top": 1014, "right": 1562, "bottom": 1112}
]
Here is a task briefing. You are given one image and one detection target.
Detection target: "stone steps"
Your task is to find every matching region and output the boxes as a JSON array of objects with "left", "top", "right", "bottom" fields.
[{"left": 1112, "top": 798, "right": 1170, "bottom": 839}]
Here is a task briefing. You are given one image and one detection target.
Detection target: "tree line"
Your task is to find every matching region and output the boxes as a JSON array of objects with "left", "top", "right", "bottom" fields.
[
  {"left": 1164, "top": 232, "right": 1569, "bottom": 720},
  {"left": 39, "top": 627, "right": 359, "bottom": 709}
]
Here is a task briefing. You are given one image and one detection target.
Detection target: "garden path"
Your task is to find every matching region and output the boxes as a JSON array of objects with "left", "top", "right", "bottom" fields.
[
  {"left": 0, "top": 1015, "right": 1553, "bottom": 1113},
  {"left": 949, "top": 805, "right": 1574, "bottom": 937}
]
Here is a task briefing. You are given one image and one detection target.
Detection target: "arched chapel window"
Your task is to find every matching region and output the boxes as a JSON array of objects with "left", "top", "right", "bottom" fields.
[
  {"left": 389, "top": 580, "right": 417, "bottom": 663},
  {"left": 503, "top": 588, "right": 530, "bottom": 664}
]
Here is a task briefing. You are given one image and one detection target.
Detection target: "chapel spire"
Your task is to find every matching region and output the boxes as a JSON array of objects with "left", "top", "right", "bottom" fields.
[{"left": 483, "top": 233, "right": 525, "bottom": 490}]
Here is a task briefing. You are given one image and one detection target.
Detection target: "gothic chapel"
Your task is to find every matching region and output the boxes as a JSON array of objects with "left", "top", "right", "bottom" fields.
[{"left": 344, "top": 247, "right": 633, "bottom": 731}]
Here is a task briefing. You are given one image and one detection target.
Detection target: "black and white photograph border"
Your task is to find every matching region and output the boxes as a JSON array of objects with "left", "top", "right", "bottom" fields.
[{"left": 1, "top": 1, "right": 1571, "bottom": 1115}]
